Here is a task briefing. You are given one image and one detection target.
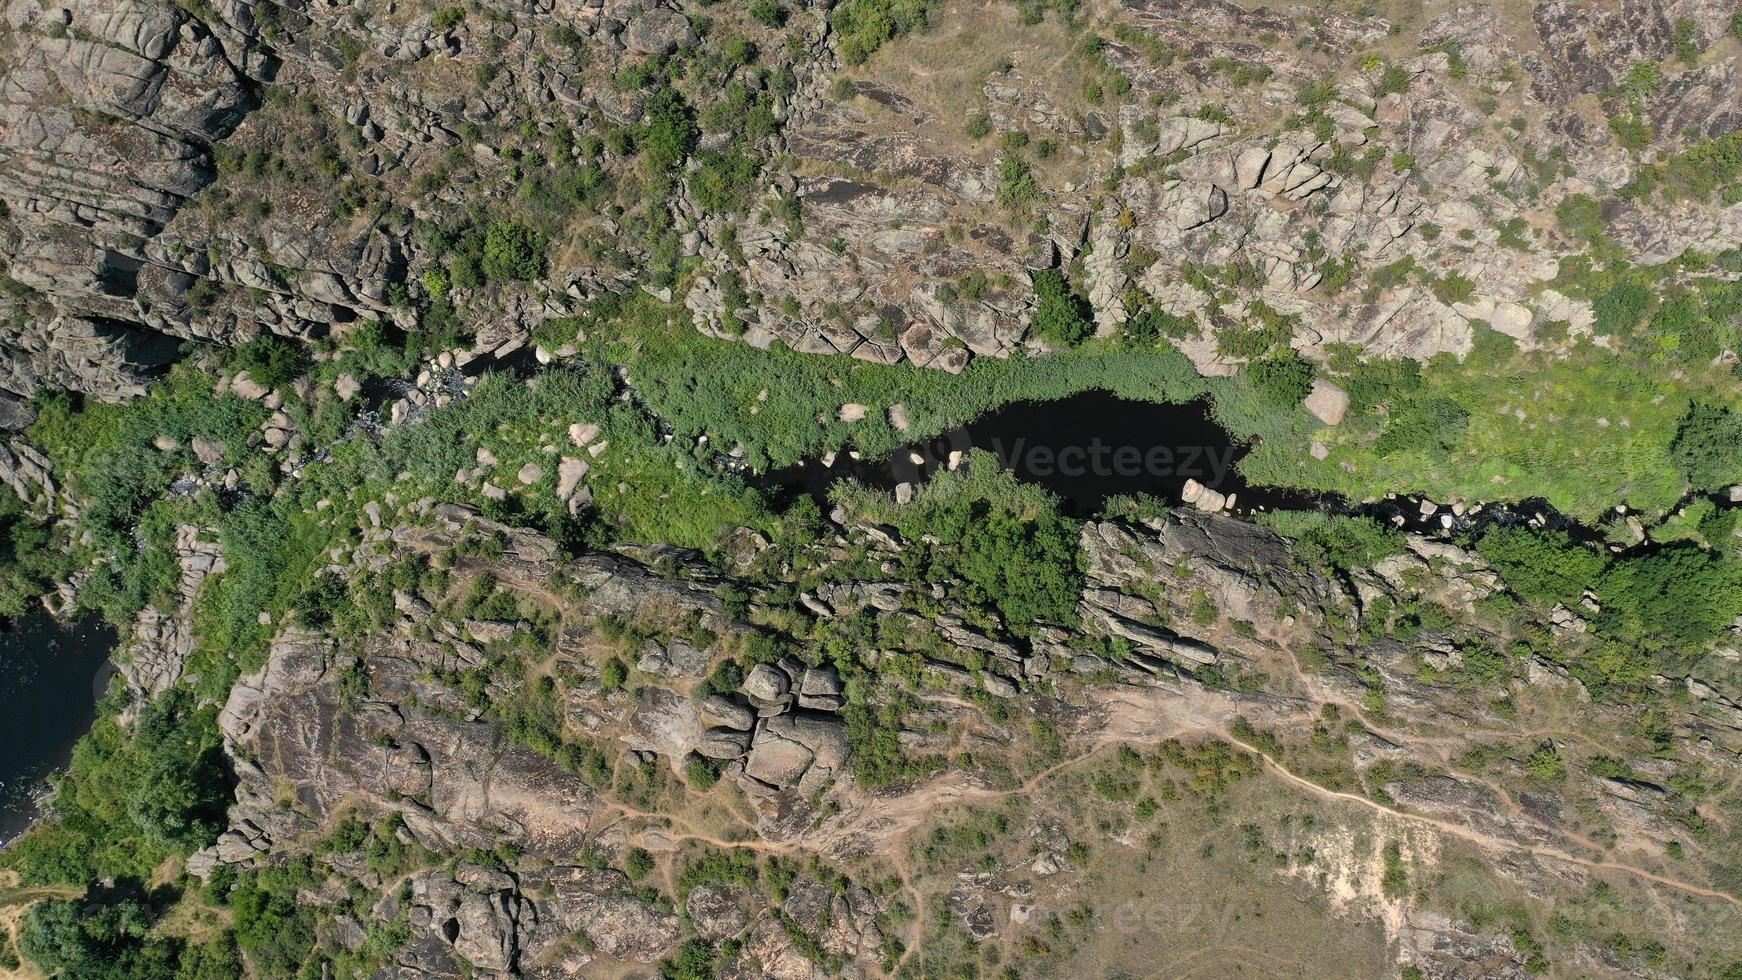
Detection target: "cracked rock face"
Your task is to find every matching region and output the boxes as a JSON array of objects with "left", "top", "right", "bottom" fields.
[{"left": 1, "top": 0, "right": 1736, "bottom": 408}]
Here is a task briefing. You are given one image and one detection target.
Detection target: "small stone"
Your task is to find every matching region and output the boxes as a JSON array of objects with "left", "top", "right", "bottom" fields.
[{"left": 517, "top": 462, "right": 543, "bottom": 486}]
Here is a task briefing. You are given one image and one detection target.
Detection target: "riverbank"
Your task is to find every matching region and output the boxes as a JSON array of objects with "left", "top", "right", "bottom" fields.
[{"left": 0, "top": 614, "right": 115, "bottom": 845}]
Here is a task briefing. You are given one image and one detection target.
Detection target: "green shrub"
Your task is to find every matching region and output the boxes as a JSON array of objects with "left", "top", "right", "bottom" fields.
[
  {"left": 1244, "top": 353, "right": 1314, "bottom": 407},
  {"left": 1374, "top": 64, "right": 1411, "bottom": 97},
  {"left": 996, "top": 156, "right": 1039, "bottom": 208},
  {"left": 626, "top": 847, "right": 656, "bottom": 880},
  {"left": 18, "top": 897, "right": 191, "bottom": 979},
  {"left": 832, "top": 0, "right": 935, "bottom": 64},
  {"left": 1029, "top": 269, "right": 1092, "bottom": 347},
  {"left": 750, "top": 0, "right": 786, "bottom": 26},
  {"left": 1258, "top": 512, "right": 1404, "bottom": 572},
  {"left": 1554, "top": 193, "right": 1606, "bottom": 243},
  {"left": 1373, "top": 396, "right": 1469, "bottom": 456},
  {"left": 1595, "top": 545, "right": 1742, "bottom": 657},
  {"left": 1121, "top": 305, "right": 1196, "bottom": 347},
  {"left": 8, "top": 689, "right": 228, "bottom": 886},
  {"left": 641, "top": 86, "right": 698, "bottom": 175},
  {"left": 482, "top": 222, "right": 546, "bottom": 282},
  {"left": 882, "top": 456, "right": 1081, "bottom": 632},
  {"left": 686, "top": 759, "right": 719, "bottom": 790},
  {"left": 1592, "top": 280, "right": 1650, "bottom": 334},
  {"left": 235, "top": 335, "right": 310, "bottom": 388},
  {"left": 0, "top": 486, "right": 70, "bottom": 618},
  {"left": 691, "top": 147, "right": 761, "bottom": 213},
  {"left": 1475, "top": 527, "right": 1605, "bottom": 608},
  {"left": 601, "top": 655, "right": 629, "bottom": 689},
  {"left": 1669, "top": 401, "right": 1742, "bottom": 491}
]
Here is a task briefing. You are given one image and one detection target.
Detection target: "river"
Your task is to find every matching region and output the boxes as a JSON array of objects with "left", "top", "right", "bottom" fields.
[
  {"left": 753, "top": 390, "right": 1622, "bottom": 542},
  {"left": 760, "top": 391, "right": 1332, "bottom": 515},
  {"left": 0, "top": 612, "right": 116, "bottom": 844}
]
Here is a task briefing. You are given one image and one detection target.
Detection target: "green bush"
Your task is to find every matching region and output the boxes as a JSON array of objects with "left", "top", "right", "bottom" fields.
[
  {"left": 1258, "top": 511, "right": 1404, "bottom": 572},
  {"left": 231, "top": 866, "right": 320, "bottom": 977},
  {"left": 18, "top": 897, "right": 192, "bottom": 980},
  {"left": 686, "top": 758, "right": 720, "bottom": 790},
  {"left": 1554, "top": 193, "right": 1606, "bottom": 243},
  {"left": 832, "top": 0, "right": 935, "bottom": 64},
  {"left": 235, "top": 335, "right": 310, "bottom": 388},
  {"left": 1592, "top": 280, "right": 1651, "bottom": 334},
  {"left": 641, "top": 86, "right": 699, "bottom": 176},
  {"left": 996, "top": 156, "right": 1039, "bottom": 208},
  {"left": 625, "top": 846, "right": 656, "bottom": 880},
  {"left": 1595, "top": 545, "right": 1742, "bottom": 657},
  {"left": 1029, "top": 269, "right": 1092, "bottom": 347},
  {"left": 0, "top": 486, "right": 69, "bottom": 618},
  {"left": 1121, "top": 305, "right": 1196, "bottom": 347},
  {"left": 1373, "top": 396, "right": 1469, "bottom": 456},
  {"left": 750, "top": 0, "right": 786, "bottom": 27},
  {"left": 1244, "top": 352, "right": 1314, "bottom": 407},
  {"left": 691, "top": 147, "right": 761, "bottom": 213},
  {"left": 7, "top": 689, "right": 228, "bottom": 886},
  {"left": 1474, "top": 527, "right": 1605, "bottom": 608},
  {"left": 1669, "top": 401, "right": 1742, "bottom": 492},
  {"left": 880, "top": 455, "right": 1081, "bottom": 632},
  {"left": 482, "top": 222, "right": 546, "bottom": 282},
  {"left": 1374, "top": 64, "right": 1411, "bottom": 97}
]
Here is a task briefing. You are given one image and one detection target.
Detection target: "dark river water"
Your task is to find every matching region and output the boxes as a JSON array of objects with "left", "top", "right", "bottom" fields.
[
  {"left": 0, "top": 613, "right": 116, "bottom": 843},
  {"left": 754, "top": 390, "right": 1605, "bottom": 542},
  {"left": 763, "top": 391, "right": 1313, "bottom": 515}
]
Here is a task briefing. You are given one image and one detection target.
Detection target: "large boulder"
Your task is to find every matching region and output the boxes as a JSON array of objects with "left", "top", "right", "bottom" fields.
[
  {"left": 529, "top": 867, "right": 680, "bottom": 962},
  {"left": 742, "top": 712, "right": 849, "bottom": 791},
  {"left": 686, "top": 884, "right": 752, "bottom": 940},
  {"left": 626, "top": 686, "right": 702, "bottom": 765},
  {"left": 622, "top": 5, "right": 696, "bottom": 55}
]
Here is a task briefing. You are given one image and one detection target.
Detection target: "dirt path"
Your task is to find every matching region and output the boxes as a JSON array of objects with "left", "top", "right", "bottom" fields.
[{"left": 1218, "top": 730, "right": 1742, "bottom": 910}]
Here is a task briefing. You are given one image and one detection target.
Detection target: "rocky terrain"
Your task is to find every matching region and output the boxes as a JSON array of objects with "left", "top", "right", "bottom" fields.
[
  {"left": 2, "top": 0, "right": 1738, "bottom": 392},
  {"left": 0, "top": 0, "right": 1741, "bottom": 977}
]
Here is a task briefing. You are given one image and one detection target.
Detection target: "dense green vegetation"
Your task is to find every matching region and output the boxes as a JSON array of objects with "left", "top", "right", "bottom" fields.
[
  {"left": 5, "top": 689, "right": 228, "bottom": 886},
  {"left": 1297, "top": 255, "right": 1742, "bottom": 519},
  {"left": 19, "top": 894, "right": 240, "bottom": 980},
  {"left": 26, "top": 367, "right": 264, "bottom": 625},
  {"left": 844, "top": 454, "right": 1082, "bottom": 633},
  {"left": 1474, "top": 525, "right": 1742, "bottom": 690},
  {"left": 1029, "top": 269, "right": 1093, "bottom": 347},
  {"left": 1257, "top": 511, "right": 1405, "bottom": 573},
  {"left": 0, "top": 486, "right": 66, "bottom": 618},
  {"left": 557, "top": 291, "right": 1317, "bottom": 477},
  {"left": 1670, "top": 402, "right": 1742, "bottom": 492},
  {"left": 832, "top": 0, "right": 936, "bottom": 64}
]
